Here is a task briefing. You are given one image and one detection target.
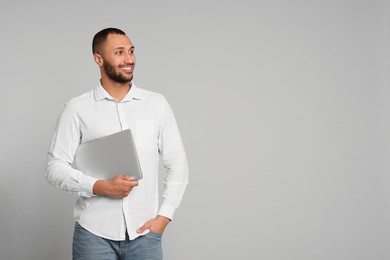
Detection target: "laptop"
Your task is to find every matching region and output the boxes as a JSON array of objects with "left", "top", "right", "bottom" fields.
[{"left": 72, "top": 129, "right": 143, "bottom": 181}]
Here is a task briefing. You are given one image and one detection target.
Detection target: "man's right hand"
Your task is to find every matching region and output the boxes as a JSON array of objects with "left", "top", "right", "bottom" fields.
[{"left": 93, "top": 175, "right": 139, "bottom": 198}]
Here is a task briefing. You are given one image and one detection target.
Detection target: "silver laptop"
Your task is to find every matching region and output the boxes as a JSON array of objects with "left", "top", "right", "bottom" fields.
[{"left": 72, "top": 129, "right": 143, "bottom": 180}]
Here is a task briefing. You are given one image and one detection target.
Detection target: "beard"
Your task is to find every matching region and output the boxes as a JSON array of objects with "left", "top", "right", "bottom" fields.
[{"left": 103, "top": 61, "right": 133, "bottom": 83}]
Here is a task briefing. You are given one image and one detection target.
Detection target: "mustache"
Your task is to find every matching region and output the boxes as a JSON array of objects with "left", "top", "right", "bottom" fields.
[{"left": 119, "top": 63, "right": 134, "bottom": 67}]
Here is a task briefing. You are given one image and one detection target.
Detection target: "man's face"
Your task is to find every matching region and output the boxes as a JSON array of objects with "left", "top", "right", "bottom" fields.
[{"left": 100, "top": 34, "right": 136, "bottom": 83}]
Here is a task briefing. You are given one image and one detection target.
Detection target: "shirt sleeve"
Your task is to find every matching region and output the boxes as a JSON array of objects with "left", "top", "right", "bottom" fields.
[
  {"left": 157, "top": 97, "right": 189, "bottom": 220},
  {"left": 45, "top": 102, "right": 97, "bottom": 198}
]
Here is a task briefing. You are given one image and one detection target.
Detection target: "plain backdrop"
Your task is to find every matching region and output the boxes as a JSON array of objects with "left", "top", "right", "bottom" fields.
[{"left": 1, "top": 0, "right": 389, "bottom": 259}]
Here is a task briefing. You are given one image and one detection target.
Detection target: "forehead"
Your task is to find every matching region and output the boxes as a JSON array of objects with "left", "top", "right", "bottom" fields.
[{"left": 104, "top": 33, "right": 133, "bottom": 50}]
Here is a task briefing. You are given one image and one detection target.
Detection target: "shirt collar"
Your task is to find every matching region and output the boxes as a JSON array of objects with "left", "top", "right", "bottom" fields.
[{"left": 94, "top": 81, "right": 143, "bottom": 102}]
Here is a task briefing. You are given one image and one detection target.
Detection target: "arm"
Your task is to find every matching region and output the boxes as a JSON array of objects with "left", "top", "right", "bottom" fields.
[
  {"left": 138, "top": 97, "right": 189, "bottom": 234},
  {"left": 45, "top": 102, "right": 97, "bottom": 197},
  {"left": 157, "top": 97, "right": 189, "bottom": 219}
]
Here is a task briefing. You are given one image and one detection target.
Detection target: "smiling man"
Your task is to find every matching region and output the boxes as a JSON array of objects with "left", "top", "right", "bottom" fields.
[{"left": 45, "top": 28, "right": 189, "bottom": 260}]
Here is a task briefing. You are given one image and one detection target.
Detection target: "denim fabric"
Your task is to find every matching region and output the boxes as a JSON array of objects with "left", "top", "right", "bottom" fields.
[{"left": 73, "top": 222, "right": 162, "bottom": 260}]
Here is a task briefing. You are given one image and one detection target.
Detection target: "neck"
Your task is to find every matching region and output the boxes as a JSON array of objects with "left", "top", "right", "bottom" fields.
[{"left": 100, "top": 76, "right": 131, "bottom": 102}]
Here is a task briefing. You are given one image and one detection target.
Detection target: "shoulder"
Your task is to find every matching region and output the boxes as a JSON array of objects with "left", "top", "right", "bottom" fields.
[{"left": 66, "top": 89, "right": 95, "bottom": 110}]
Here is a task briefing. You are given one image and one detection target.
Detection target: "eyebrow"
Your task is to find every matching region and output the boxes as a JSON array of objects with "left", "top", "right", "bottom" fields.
[{"left": 113, "top": 46, "right": 135, "bottom": 51}]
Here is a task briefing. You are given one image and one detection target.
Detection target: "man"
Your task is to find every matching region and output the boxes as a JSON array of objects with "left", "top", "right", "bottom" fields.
[{"left": 45, "top": 28, "right": 189, "bottom": 260}]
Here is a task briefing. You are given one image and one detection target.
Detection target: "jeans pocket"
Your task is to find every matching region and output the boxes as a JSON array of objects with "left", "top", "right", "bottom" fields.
[{"left": 148, "top": 230, "right": 163, "bottom": 238}]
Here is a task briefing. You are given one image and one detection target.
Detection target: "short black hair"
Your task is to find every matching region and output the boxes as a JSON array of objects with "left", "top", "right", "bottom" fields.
[{"left": 92, "top": 28, "right": 126, "bottom": 54}]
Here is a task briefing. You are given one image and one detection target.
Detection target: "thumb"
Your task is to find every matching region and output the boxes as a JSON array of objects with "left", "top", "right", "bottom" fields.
[
  {"left": 137, "top": 219, "right": 153, "bottom": 234},
  {"left": 122, "top": 175, "right": 135, "bottom": 181}
]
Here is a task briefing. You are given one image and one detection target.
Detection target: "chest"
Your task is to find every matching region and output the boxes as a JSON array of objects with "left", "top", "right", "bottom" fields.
[{"left": 77, "top": 100, "right": 161, "bottom": 151}]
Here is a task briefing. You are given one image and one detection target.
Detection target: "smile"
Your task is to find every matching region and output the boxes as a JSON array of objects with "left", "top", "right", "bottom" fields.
[{"left": 121, "top": 66, "right": 133, "bottom": 72}]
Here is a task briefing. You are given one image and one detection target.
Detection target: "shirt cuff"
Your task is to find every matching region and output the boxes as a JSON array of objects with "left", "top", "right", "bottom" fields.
[
  {"left": 157, "top": 203, "right": 176, "bottom": 221},
  {"left": 81, "top": 175, "right": 99, "bottom": 198}
]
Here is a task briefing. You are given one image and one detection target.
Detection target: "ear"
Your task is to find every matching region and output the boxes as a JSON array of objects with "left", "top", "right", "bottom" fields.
[{"left": 94, "top": 53, "right": 104, "bottom": 67}]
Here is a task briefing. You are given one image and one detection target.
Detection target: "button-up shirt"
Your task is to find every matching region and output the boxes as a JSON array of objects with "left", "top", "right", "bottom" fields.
[{"left": 45, "top": 82, "right": 189, "bottom": 240}]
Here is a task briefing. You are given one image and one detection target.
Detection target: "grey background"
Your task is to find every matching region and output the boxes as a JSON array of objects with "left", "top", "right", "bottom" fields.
[{"left": 1, "top": 0, "right": 389, "bottom": 259}]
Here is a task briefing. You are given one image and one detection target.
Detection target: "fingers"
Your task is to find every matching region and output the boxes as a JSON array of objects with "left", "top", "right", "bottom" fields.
[
  {"left": 121, "top": 182, "right": 136, "bottom": 195},
  {"left": 137, "top": 219, "right": 153, "bottom": 234},
  {"left": 120, "top": 175, "right": 134, "bottom": 180},
  {"left": 105, "top": 175, "right": 139, "bottom": 198},
  {"left": 136, "top": 217, "right": 168, "bottom": 234},
  {"left": 117, "top": 175, "right": 139, "bottom": 186}
]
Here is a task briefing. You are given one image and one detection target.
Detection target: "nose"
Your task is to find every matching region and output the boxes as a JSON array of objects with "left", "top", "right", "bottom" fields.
[{"left": 124, "top": 52, "right": 135, "bottom": 64}]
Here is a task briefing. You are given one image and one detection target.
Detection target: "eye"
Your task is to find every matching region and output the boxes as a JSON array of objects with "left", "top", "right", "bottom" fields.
[{"left": 115, "top": 50, "right": 122, "bottom": 55}]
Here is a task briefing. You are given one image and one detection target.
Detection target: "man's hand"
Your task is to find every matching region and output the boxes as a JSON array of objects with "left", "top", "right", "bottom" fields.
[
  {"left": 93, "top": 175, "right": 138, "bottom": 198},
  {"left": 137, "top": 215, "right": 171, "bottom": 235}
]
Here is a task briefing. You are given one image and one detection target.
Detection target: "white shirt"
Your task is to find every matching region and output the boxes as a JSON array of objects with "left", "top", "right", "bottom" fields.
[{"left": 45, "top": 82, "right": 189, "bottom": 240}]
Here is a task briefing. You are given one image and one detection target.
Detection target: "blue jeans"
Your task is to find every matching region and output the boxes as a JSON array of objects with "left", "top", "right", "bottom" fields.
[{"left": 73, "top": 222, "right": 163, "bottom": 260}]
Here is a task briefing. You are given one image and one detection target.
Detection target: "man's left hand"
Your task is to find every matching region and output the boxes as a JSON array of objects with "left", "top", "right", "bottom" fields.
[{"left": 137, "top": 215, "right": 171, "bottom": 235}]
